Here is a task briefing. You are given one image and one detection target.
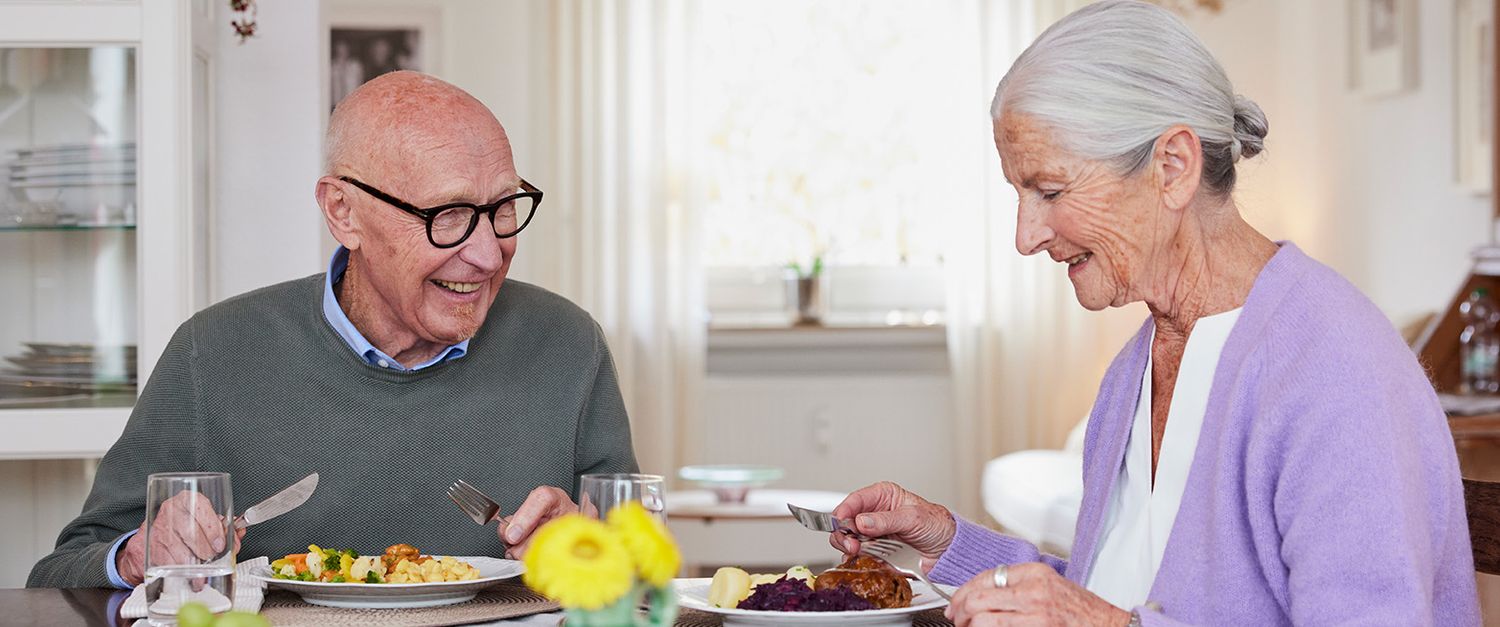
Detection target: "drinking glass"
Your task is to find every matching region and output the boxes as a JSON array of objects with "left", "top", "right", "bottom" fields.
[
  {"left": 143, "top": 472, "right": 235, "bottom": 626},
  {"left": 579, "top": 473, "right": 666, "bottom": 521}
]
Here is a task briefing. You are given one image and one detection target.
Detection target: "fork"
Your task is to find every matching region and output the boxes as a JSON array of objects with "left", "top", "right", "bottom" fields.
[
  {"left": 448, "top": 479, "right": 501, "bottom": 525},
  {"left": 859, "top": 538, "right": 953, "bottom": 601},
  {"left": 786, "top": 503, "right": 869, "bottom": 540}
]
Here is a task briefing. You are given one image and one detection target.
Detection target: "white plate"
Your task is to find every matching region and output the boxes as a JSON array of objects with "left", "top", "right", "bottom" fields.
[
  {"left": 674, "top": 577, "right": 952, "bottom": 626},
  {"left": 248, "top": 555, "right": 524, "bottom": 609}
]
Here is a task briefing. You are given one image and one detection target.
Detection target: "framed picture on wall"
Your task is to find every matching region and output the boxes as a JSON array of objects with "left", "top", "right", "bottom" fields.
[
  {"left": 325, "top": 4, "right": 443, "bottom": 113},
  {"left": 1456, "top": 0, "right": 1494, "bottom": 193},
  {"left": 1348, "top": 0, "right": 1418, "bottom": 97}
]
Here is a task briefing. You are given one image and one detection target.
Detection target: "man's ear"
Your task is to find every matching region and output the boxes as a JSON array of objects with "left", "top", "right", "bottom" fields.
[
  {"left": 1152, "top": 125, "right": 1202, "bottom": 212},
  {"left": 316, "top": 176, "right": 361, "bottom": 250}
]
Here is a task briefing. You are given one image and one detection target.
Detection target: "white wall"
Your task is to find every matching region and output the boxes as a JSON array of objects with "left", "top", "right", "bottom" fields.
[
  {"left": 213, "top": 0, "right": 326, "bottom": 300},
  {"left": 1185, "top": 0, "right": 1492, "bottom": 328}
]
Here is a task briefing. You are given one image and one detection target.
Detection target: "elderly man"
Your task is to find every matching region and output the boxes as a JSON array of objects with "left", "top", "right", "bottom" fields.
[{"left": 28, "top": 71, "right": 638, "bottom": 589}]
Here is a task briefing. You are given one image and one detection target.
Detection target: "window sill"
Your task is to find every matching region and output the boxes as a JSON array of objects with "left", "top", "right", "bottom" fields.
[{"left": 706, "top": 324, "right": 948, "bottom": 375}]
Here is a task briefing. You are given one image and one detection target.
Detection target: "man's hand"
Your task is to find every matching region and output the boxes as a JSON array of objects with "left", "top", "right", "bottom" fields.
[
  {"left": 830, "top": 481, "right": 957, "bottom": 571},
  {"left": 116, "top": 491, "right": 245, "bottom": 586},
  {"left": 944, "top": 563, "right": 1131, "bottom": 627},
  {"left": 497, "top": 486, "right": 576, "bottom": 559}
]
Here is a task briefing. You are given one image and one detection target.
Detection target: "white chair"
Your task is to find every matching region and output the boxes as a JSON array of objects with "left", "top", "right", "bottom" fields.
[{"left": 980, "top": 417, "right": 1087, "bottom": 555}]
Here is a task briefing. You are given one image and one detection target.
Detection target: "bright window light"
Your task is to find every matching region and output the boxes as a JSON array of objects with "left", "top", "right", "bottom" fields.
[{"left": 687, "top": 1, "right": 984, "bottom": 272}]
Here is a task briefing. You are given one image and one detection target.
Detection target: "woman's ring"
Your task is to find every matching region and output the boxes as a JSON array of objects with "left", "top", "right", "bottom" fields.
[{"left": 992, "top": 564, "right": 1009, "bottom": 588}]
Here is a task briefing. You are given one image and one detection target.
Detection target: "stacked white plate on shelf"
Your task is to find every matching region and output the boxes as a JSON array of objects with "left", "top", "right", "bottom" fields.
[
  {"left": 0, "top": 342, "right": 137, "bottom": 405},
  {"left": 5, "top": 142, "right": 137, "bottom": 226}
]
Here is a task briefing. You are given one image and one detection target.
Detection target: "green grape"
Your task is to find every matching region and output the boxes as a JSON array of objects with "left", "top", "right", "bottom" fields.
[
  {"left": 175, "top": 602, "right": 214, "bottom": 627},
  {"left": 215, "top": 611, "right": 272, "bottom": 627}
]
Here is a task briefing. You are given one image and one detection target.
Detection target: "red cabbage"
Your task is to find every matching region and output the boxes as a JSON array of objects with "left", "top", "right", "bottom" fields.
[{"left": 736, "top": 575, "right": 875, "bottom": 612}]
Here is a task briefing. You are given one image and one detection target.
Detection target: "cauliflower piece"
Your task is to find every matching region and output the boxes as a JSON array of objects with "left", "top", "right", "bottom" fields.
[
  {"left": 305, "top": 545, "right": 325, "bottom": 578},
  {"left": 349, "top": 555, "right": 386, "bottom": 583}
]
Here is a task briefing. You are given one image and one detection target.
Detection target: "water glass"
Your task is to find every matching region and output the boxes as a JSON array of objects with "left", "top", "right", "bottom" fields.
[
  {"left": 579, "top": 473, "right": 666, "bottom": 521},
  {"left": 143, "top": 472, "right": 235, "bottom": 626}
]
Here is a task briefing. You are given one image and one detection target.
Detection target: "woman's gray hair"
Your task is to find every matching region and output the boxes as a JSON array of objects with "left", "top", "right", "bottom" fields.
[{"left": 991, "top": 0, "right": 1268, "bottom": 196}]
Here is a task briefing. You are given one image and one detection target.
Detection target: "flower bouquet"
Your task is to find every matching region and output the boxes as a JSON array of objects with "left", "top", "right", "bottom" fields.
[{"left": 522, "top": 502, "right": 681, "bottom": 626}]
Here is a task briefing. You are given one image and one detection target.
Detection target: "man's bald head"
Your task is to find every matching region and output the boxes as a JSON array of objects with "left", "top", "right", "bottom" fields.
[
  {"left": 316, "top": 71, "right": 524, "bottom": 359},
  {"left": 324, "top": 71, "right": 513, "bottom": 185}
]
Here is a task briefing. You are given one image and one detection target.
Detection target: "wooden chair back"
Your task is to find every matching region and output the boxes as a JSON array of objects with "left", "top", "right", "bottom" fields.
[{"left": 1465, "top": 478, "right": 1500, "bottom": 574}]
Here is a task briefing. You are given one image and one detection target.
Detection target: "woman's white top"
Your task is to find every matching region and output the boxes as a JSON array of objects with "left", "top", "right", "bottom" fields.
[{"left": 1083, "top": 307, "right": 1242, "bottom": 608}]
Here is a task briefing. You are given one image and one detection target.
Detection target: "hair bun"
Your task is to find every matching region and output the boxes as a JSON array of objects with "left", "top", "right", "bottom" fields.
[{"left": 1231, "top": 94, "right": 1268, "bottom": 161}]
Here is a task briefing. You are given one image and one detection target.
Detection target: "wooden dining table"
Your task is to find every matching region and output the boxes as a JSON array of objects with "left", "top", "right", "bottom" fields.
[
  {"left": 0, "top": 587, "right": 956, "bottom": 626},
  {"left": 0, "top": 587, "right": 127, "bottom": 627}
]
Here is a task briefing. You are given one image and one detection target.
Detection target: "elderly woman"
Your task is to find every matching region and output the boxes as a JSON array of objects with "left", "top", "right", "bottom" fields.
[{"left": 832, "top": 2, "right": 1478, "bottom": 625}]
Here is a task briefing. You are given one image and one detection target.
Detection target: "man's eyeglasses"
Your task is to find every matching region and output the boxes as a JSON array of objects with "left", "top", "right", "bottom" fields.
[{"left": 338, "top": 176, "right": 543, "bottom": 248}]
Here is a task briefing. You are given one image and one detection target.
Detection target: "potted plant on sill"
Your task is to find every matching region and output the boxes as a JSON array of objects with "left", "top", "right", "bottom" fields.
[{"left": 784, "top": 254, "right": 824, "bottom": 326}]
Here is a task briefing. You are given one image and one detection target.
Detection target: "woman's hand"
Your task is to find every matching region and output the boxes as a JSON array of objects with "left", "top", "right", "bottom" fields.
[
  {"left": 945, "top": 563, "right": 1130, "bottom": 626},
  {"left": 829, "top": 481, "right": 956, "bottom": 570}
]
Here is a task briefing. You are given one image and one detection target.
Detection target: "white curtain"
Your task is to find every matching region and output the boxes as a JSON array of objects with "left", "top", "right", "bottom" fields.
[
  {"left": 944, "top": 0, "right": 1144, "bottom": 520},
  {"left": 533, "top": 0, "right": 1145, "bottom": 511},
  {"left": 543, "top": 0, "right": 704, "bottom": 479}
]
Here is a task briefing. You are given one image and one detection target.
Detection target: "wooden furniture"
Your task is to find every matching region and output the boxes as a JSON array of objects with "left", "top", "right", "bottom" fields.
[
  {"left": 0, "top": 587, "right": 959, "bottom": 626},
  {"left": 1471, "top": 480, "right": 1500, "bottom": 577},
  {"left": 1467, "top": 479, "right": 1500, "bottom": 575},
  {"left": 0, "top": 587, "right": 125, "bottom": 627},
  {"left": 1413, "top": 250, "right": 1500, "bottom": 442}
]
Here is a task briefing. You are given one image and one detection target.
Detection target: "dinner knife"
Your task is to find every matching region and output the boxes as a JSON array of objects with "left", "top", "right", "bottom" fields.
[{"left": 234, "top": 472, "right": 319, "bottom": 529}]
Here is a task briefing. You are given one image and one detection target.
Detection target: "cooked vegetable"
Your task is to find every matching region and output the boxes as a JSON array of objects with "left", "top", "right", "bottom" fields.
[
  {"left": 708, "top": 567, "right": 752, "bottom": 608},
  {"left": 270, "top": 543, "right": 478, "bottom": 584}
]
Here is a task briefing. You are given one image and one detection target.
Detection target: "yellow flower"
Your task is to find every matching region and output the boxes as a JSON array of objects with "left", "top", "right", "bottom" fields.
[
  {"left": 522, "top": 515, "right": 635, "bottom": 609},
  {"left": 607, "top": 502, "right": 681, "bottom": 587}
]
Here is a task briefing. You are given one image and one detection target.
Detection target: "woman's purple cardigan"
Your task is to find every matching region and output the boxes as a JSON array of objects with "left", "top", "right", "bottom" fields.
[{"left": 929, "top": 243, "right": 1479, "bottom": 625}]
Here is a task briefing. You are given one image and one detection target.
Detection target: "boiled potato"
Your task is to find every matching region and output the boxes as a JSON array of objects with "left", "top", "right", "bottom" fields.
[
  {"left": 708, "top": 567, "right": 752, "bottom": 608},
  {"left": 748, "top": 572, "right": 782, "bottom": 587},
  {"left": 785, "top": 565, "right": 815, "bottom": 586}
]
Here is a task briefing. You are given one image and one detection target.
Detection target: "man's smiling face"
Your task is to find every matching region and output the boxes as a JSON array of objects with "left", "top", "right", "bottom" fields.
[{"left": 325, "top": 72, "right": 520, "bottom": 349}]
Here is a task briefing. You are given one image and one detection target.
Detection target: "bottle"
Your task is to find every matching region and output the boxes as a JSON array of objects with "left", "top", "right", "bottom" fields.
[{"left": 1459, "top": 287, "right": 1500, "bottom": 394}]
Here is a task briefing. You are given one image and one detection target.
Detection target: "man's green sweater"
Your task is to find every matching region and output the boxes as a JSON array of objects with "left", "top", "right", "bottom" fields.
[{"left": 27, "top": 275, "right": 638, "bottom": 588}]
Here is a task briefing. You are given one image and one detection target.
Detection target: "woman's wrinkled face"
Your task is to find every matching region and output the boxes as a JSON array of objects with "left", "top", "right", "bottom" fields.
[{"left": 993, "top": 112, "right": 1163, "bottom": 311}]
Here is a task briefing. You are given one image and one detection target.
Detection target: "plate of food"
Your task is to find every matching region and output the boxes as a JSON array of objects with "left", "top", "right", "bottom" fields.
[
  {"left": 676, "top": 555, "right": 952, "bottom": 626},
  {"left": 247, "top": 543, "right": 524, "bottom": 609}
]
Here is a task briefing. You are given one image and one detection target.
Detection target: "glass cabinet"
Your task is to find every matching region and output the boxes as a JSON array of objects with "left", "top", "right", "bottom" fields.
[
  {"left": 0, "top": 47, "right": 139, "bottom": 410},
  {"left": 0, "top": 1, "right": 213, "bottom": 459}
]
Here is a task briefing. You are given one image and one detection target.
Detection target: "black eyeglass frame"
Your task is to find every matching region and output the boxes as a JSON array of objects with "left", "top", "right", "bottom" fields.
[{"left": 338, "top": 175, "right": 544, "bottom": 248}]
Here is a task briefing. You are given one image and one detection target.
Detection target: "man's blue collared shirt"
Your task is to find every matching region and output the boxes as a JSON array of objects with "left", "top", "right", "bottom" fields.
[
  {"left": 103, "top": 247, "right": 469, "bottom": 589},
  {"left": 322, "top": 246, "right": 469, "bottom": 371}
]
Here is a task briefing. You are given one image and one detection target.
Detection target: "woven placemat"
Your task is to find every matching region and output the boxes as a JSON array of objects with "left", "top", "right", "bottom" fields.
[
  {"left": 259, "top": 582, "right": 559, "bottom": 626},
  {"left": 672, "top": 607, "right": 953, "bottom": 626}
]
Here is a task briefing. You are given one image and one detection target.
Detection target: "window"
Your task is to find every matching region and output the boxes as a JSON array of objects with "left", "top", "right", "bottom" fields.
[{"left": 686, "top": 1, "right": 984, "bottom": 325}]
